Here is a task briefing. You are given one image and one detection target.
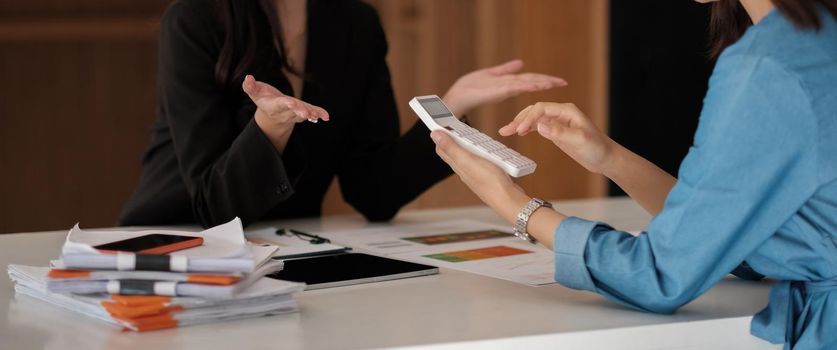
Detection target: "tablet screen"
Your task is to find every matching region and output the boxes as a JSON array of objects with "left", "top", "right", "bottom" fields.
[{"left": 267, "top": 253, "right": 438, "bottom": 290}]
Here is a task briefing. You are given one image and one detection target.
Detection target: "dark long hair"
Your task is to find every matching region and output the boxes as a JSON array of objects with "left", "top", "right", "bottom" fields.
[
  {"left": 214, "top": 0, "right": 296, "bottom": 89},
  {"left": 710, "top": 0, "right": 837, "bottom": 57}
]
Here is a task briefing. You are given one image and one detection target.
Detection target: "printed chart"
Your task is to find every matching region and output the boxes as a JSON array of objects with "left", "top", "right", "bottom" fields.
[
  {"left": 402, "top": 230, "right": 512, "bottom": 245},
  {"left": 423, "top": 246, "right": 532, "bottom": 263},
  {"left": 317, "top": 220, "right": 557, "bottom": 286}
]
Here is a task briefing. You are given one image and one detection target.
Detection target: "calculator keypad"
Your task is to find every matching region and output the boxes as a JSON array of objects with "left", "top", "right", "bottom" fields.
[{"left": 450, "top": 127, "right": 535, "bottom": 170}]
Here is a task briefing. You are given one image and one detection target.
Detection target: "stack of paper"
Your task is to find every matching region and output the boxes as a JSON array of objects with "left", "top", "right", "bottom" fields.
[
  {"left": 7, "top": 218, "right": 305, "bottom": 331},
  {"left": 56, "top": 218, "right": 259, "bottom": 273},
  {"left": 9, "top": 265, "right": 303, "bottom": 331}
]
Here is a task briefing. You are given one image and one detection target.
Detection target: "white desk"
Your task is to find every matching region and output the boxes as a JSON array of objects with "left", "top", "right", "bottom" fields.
[{"left": 0, "top": 197, "right": 780, "bottom": 350}]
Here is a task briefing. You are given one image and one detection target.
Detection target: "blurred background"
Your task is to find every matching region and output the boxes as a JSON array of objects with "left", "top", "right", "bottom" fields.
[{"left": 0, "top": 0, "right": 713, "bottom": 233}]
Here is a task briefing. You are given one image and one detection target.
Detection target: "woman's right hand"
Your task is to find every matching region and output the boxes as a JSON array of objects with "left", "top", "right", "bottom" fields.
[
  {"left": 242, "top": 75, "right": 329, "bottom": 151},
  {"left": 498, "top": 102, "right": 616, "bottom": 174}
]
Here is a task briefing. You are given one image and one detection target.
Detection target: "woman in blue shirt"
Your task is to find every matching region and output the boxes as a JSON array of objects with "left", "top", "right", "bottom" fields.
[{"left": 430, "top": 0, "right": 837, "bottom": 349}]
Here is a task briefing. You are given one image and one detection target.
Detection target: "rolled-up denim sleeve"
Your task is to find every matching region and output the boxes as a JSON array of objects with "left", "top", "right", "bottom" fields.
[{"left": 552, "top": 216, "right": 603, "bottom": 292}]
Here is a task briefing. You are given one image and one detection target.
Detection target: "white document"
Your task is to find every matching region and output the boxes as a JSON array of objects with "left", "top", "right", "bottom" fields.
[
  {"left": 317, "top": 220, "right": 556, "bottom": 286},
  {"left": 49, "top": 244, "right": 278, "bottom": 282},
  {"left": 390, "top": 241, "right": 556, "bottom": 286},
  {"left": 44, "top": 260, "right": 286, "bottom": 298},
  {"left": 246, "top": 227, "right": 350, "bottom": 259},
  {"left": 63, "top": 217, "right": 249, "bottom": 259},
  {"left": 55, "top": 218, "right": 262, "bottom": 273}
]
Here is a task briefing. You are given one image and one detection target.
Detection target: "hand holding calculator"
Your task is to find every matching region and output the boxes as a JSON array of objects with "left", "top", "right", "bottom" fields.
[{"left": 410, "top": 95, "right": 537, "bottom": 177}]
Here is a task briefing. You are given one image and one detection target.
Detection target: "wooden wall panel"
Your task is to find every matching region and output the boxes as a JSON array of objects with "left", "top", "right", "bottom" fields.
[
  {"left": 322, "top": 0, "right": 608, "bottom": 215},
  {"left": 0, "top": 1, "right": 170, "bottom": 233},
  {"left": 0, "top": 0, "right": 606, "bottom": 233},
  {"left": 0, "top": 1, "right": 167, "bottom": 19},
  {"left": 513, "top": 0, "right": 609, "bottom": 198}
]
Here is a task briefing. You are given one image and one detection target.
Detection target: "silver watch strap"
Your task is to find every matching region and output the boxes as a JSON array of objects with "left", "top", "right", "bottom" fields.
[{"left": 513, "top": 198, "right": 553, "bottom": 244}]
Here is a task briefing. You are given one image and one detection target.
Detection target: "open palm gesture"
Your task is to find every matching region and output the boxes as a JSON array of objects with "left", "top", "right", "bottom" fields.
[
  {"left": 242, "top": 75, "right": 328, "bottom": 124},
  {"left": 443, "top": 59, "right": 567, "bottom": 116}
]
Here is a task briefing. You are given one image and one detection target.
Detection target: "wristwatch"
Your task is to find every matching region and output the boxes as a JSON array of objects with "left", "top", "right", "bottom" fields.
[{"left": 513, "top": 198, "right": 553, "bottom": 244}]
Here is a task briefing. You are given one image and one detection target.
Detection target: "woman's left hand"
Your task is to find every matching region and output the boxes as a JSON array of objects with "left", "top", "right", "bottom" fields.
[
  {"left": 442, "top": 59, "right": 567, "bottom": 116},
  {"left": 431, "top": 131, "right": 530, "bottom": 223}
]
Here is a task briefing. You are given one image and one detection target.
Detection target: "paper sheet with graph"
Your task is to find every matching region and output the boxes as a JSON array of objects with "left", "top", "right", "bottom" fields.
[{"left": 318, "top": 220, "right": 555, "bottom": 286}]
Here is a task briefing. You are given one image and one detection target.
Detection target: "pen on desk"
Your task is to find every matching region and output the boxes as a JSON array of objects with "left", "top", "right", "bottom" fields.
[{"left": 275, "top": 228, "right": 331, "bottom": 244}]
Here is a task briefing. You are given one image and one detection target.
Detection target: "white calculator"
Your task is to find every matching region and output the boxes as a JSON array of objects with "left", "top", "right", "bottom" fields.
[{"left": 409, "top": 95, "right": 537, "bottom": 177}]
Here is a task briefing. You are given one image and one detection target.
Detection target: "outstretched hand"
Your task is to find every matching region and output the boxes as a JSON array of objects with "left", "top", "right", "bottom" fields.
[
  {"left": 242, "top": 74, "right": 329, "bottom": 124},
  {"left": 499, "top": 102, "right": 615, "bottom": 174},
  {"left": 242, "top": 75, "right": 329, "bottom": 152},
  {"left": 442, "top": 59, "right": 567, "bottom": 116}
]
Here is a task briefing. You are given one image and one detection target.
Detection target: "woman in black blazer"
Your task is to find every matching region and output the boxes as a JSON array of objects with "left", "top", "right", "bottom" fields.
[{"left": 119, "top": 0, "right": 565, "bottom": 228}]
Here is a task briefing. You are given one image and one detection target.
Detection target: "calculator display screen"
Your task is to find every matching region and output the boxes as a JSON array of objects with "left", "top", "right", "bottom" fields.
[{"left": 418, "top": 98, "right": 453, "bottom": 119}]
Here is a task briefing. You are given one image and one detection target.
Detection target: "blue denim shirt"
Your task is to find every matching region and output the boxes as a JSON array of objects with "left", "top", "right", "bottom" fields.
[{"left": 552, "top": 9, "right": 837, "bottom": 350}]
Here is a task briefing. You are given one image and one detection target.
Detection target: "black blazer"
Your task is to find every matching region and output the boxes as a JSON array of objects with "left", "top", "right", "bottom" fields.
[{"left": 119, "top": 0, "right": 451, "bottom": 227}]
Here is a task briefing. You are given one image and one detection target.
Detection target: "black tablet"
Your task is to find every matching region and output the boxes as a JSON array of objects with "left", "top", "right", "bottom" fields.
[{"left": 266, "top": 253, "right": 438, "bottom": 290}]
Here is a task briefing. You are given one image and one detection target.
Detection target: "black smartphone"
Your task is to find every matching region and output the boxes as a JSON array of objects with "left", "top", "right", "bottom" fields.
[{"left": 93, "top": 234, "right": 203, "bottom": 254}]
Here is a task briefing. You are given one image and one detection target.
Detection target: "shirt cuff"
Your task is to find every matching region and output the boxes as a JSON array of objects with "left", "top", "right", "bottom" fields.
[
  {"left": 226, "top": 119, "right": 300, "bottom": 221},
  {"left": 553, "top": 216, "right": 599, "bottom": 292}
]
